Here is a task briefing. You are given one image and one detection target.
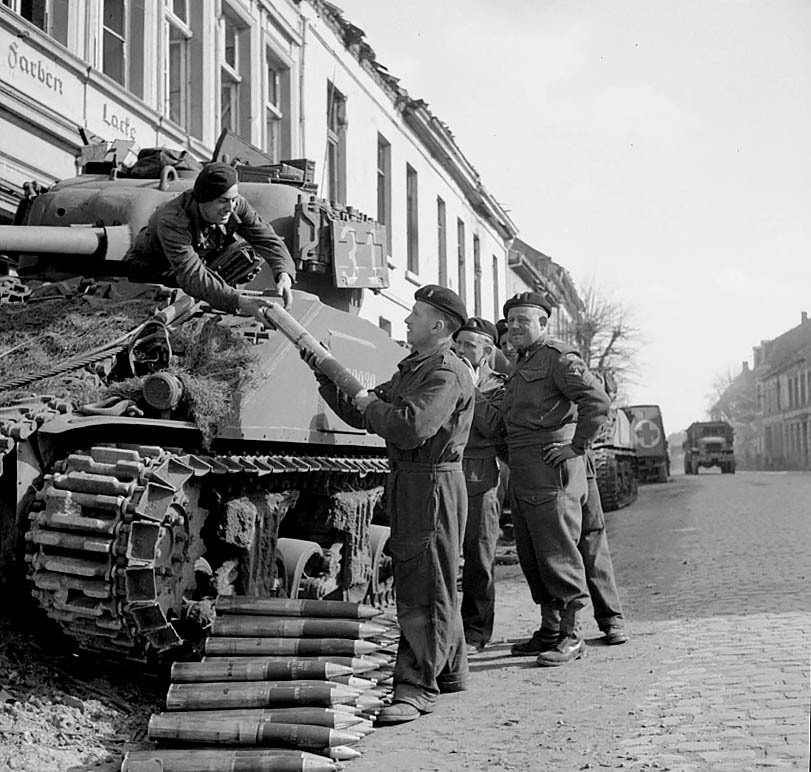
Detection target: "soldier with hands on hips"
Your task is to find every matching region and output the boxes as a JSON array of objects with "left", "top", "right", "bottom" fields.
[
  {"left": 302, "top": 285, "right": 474, "bottom": 723},
  {"left": 502, "top": 292, "right": 611, "bottom": 666}
]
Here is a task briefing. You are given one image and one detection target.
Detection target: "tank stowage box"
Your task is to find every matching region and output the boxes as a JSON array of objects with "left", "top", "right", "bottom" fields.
[
  {"left": 0, "top": 138, "right": 403, "bottom": 662},
  {"left": 683, "top": 421, "right": 736, "bottom": 475}
]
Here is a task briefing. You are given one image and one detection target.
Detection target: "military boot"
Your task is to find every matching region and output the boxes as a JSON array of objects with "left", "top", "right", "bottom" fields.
[
  {"left": 536, "top": 607, "right": 586, "bottom": 667},
  {"left": 510, "top": 606, "right": 560, "bottom": 656}
]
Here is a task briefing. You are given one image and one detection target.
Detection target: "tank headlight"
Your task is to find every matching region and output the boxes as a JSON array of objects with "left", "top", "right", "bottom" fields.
[{"left": 142, "top": 372, "right": 184, "bottom": 411}]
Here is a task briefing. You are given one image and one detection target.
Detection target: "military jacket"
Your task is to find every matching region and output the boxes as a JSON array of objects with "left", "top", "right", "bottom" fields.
[
  {"left": 318, "top": 341, "right": 474, "bottom": 465},
  {"left": 503, "top": 337, "right": 610, "bottom": 452},
  {"left": 464, "top": 360, "right": 508, "bottom": 459},
  {"left": 126, "top": 190, "right": 296, "bottom": 313}
]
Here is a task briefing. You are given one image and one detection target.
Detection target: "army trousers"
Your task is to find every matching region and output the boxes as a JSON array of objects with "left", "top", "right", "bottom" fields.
[
  {"left": 461, "top": 455, "right": 502, "bottom": 647},
  {"left": 582, "top": 454, "right": 624, "bottom": 630},
  {"left": 387, "top": 462, "right": 468, "bottom": 711},
  {"left": 508, "top": 445, "right": 590, "bottom": 614}
]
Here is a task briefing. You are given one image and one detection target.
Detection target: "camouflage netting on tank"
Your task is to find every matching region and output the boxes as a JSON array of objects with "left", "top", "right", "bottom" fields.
[
  {"left": 0, "top": 296, "right": 156, "bottom": 405},
  {"left": 104, "top": 316, "right": 259, "bottom": 446},
  {"left": 0, "top": 298, "right": 259, "bottom": 446}
]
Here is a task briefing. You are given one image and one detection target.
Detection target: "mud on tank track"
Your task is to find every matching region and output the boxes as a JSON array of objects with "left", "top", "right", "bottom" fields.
[{"left": 24, "top": 443, "right": 392, "bottom": 662}]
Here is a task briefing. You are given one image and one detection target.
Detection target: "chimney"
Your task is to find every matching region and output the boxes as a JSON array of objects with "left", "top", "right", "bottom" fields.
[
  {"left": 753, "top": 346, "right": 761, "bottom": 368},
  {"left": 742, "top": 361, "right": 749, "bottom": 373},
  {"left": 803, "top": 311, "right": 808, "bottom": 324}
]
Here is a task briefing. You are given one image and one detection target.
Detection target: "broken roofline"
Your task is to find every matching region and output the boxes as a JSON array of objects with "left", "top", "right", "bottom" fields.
[{"left": 305, "top": 0, "right": 519, "bottom": 242}]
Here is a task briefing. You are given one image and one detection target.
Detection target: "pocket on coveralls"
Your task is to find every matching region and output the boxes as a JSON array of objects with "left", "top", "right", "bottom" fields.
[{"left": 388, "top": 535, "right": 435, "bottom": 607}]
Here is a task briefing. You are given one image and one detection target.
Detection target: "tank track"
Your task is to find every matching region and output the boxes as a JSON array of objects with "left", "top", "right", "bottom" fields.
[
  {"left": 594, "top": 448, "right": 638, "bottom": 512},
  {"left": 24, "top": 443, "right": 389, "bottom": 662}
]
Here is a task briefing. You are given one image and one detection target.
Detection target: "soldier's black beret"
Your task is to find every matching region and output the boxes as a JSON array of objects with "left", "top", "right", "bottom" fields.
[
  {"left": 415, "top": 284, "right": 467, "bottom": 325},
  {"left": 193, "top": 162, "right": 238, "bottom": 203},
  {"left": 495, "top": 319, "right": 509, "bottom": 339},
  {"left": 454, "top": 317, "right": 498, "bottom": 344},
  {"left": 503, "top": 291, "right": 552, "bottom": 318}
]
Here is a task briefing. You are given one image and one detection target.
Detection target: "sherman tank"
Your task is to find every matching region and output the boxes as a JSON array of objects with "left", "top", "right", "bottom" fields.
[{"left": 0, "top": 135, "right": 403, "bottom": 663}]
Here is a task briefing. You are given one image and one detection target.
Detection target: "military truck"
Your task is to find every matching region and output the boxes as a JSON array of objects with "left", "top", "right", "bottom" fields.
[
  {"left": 0, "top": 132, "right": 402, "bottom": 662},
  {"left": 683, "top": 421, "right": 736, "bottom": 474},
  {"left": 624, "top": 404, "right": 670, "bottom": 483}
]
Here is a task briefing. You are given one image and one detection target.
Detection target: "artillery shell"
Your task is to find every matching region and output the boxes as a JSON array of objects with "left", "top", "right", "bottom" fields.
[
  {"left": 202, "top": 654, "right": 382, "bottom": 675},
  {"left": 212, "top": 615, "right": 387, "bottom": 639},
  {"left": 155, "top": 707, "right": 367, "bottom": 729},
  {"left": 170, "top": 660, "right": 353, "bottom": 683},
  {"left": 328, "top": 675, "right": 377, "bottom": 688},
  {"left": 148, "top": 714, "right": 360, "bottom": 748},
  {"left": 166, "top": 681, "right": 361, "bottom": 711},
  {"left": 121, "top": 748, "right": 340, "bottom": 772},
  {"left": 328, "top": 745, "right": 363, "bottom": 761},
  {"left": 204, "top": 636, "right": 381, "bottom": 657},
  {"left": 215, "top": 596, "right": 382, "bottom": 619}
]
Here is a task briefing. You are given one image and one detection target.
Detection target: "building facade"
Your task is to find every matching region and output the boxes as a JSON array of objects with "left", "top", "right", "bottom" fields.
[
  {"left": 0, "top": 0, "right": 516, "bottom": 337},
  {"left": 753, "top": 312, "right": 811, "bottom": 469},
  {"left": 506, "top": 237, "right": 582, "bottom": 343}
]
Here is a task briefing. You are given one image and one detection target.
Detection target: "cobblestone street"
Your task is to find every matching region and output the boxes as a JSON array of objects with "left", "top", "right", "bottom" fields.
[{"left": 352, "top": 471, "right": 811, "bottom": 771}]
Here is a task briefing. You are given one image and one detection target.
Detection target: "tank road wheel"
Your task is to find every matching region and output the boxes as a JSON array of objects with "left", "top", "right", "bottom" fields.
[
  {"left": 366, "top": 524, "right": 394, "bottom": 608},
  {"left": 275, "top": 538, "right": 326, "bottom": 600},
  {"left": 25, "top": 445, "right": 210, "bottom": 660}
]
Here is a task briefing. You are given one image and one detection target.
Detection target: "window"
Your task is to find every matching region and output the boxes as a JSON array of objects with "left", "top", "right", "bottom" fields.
[
  {"left": 13, "top": 0, "right": 68, "bottom": 44},
  {"left": 220, "top": 8, "right": 250, "bottom": 139},
  {"left": 101, "top": 0, "right": 145, "bottom": 97},
  {"left": 378, "top": 317, "right": 392, "bottom": 337},
  {"left": 265, "top": 47, "right": 290, "bottom": 161},
  {"left": 437, "top": 197, "right": 447, "bottom": 287},
  {"left": 457, "top": 219, "right": 466, "bottom": 305},
  {"left": 377, "top": 135, "right": 392, "bottom": 256},
  {"left": 164, "top": 0, "right": 203, "bottom": 137},
  {"left": 406, "top": 164, "right": 419, "bottom": 274},
  {"left": 326, "top": 82, "right": 347, "bottom": 203},
  {"left": 473, "top": 234, "right": 482, "bottom": 316},
  {"left": 492, "top": 255, "right": 499, "bottom": 320}
]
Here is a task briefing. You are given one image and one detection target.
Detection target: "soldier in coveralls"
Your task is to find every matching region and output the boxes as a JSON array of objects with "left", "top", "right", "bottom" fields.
[
  {"left": 303, "top": 285, "right": 474, "bottom": 723},
  {"left": 126, "top": 162, "right": 296, "bottom": 321},
  {"left": 452, "top": 317, "right": 508, "bottom": 654},
  {"left": 502, "top": 292, "right": 611, "bottom": 666}
]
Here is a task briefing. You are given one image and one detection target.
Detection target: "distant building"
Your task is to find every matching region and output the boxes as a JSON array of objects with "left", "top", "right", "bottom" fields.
[
  {"left": 506, "top": 237, "right": 583, "bottom": 343},
  {"left": 752, "top": 312, "right": 811, "bottom": 469},
  {"left": 710, "top": 361, "right": 759, "bottom": 469},
  {"left": 0, "top": 0, "right": 516, "bottom": 336}
]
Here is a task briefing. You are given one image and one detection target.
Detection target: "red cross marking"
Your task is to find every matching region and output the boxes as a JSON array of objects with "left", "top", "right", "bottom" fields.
[{"left": 635, "top": 419, "right": 661, "bottom": 448}]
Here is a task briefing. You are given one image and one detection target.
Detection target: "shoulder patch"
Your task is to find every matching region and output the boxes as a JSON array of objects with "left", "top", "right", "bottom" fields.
[{"left": 562, "top": 351, "right": 588, "bottom": 378}]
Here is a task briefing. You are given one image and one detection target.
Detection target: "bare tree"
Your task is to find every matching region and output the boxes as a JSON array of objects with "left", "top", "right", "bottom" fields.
[{"left": 571, "top": 278, "right": 642, "bottom": 393}]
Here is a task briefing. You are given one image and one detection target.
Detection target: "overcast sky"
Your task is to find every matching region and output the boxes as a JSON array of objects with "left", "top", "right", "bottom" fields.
[{"left": 335, "top": 0, "right": 811, "bottom": 435}]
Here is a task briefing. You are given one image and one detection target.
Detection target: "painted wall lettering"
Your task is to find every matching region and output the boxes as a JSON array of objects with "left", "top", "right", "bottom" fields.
[{"left": 7, "top": 42, "right": 63, "bottom": 95}]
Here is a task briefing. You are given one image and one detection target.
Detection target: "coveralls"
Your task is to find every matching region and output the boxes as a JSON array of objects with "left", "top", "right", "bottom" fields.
[
  {"left": 317, "top": 340, "right": 474, "bottom": 711},
  {"left": 462, "top": 360, "right": 507, "bottom": 648},
  {"left": 581, "top": 451, "right": 625, "bottom": 630},
  {"left": 126, "top": 190, "right": 296, "bottom": 312},
  {"left": 503, "top": 337, "right": 610, "bottom": 629}
]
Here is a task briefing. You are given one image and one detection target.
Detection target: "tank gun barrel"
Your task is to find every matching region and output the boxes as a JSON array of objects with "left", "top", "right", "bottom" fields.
[
  {"left": 0, "top": 224, "right": 131, "bottom": 259},
  {"left": 261, "top": 303, "right": 367, "bottom": 400}
]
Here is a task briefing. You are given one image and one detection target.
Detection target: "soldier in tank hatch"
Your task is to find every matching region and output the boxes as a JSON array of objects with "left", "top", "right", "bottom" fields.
[
  {"left": 126, "top": 162, "right": 296, "bottom": 323},
  {"left": 501, "top": 291, "right": 611, "bottom": 666},
  {"left": 451, "top": 317, "right": 508, "bottom": 654},
  {"left": 301, "top": 284, "right": 474, "bottom": 723}
]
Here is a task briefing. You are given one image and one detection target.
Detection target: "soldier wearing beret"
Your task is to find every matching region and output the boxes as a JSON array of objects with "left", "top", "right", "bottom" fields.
[
  {"left": 452, "top": 317, "right": 508, "bottom": 653},
  {"left": 502, "top": 291, "right": 611, "bottom": 666},
  {"left": 126, "top": 162, "right": 296, "bottom": 322},
  {"left": 303, "top": 284, "right": 474, "bottom": 723}
]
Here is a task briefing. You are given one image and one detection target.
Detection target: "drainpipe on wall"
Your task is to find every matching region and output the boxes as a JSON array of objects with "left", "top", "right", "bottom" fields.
[{"left": 298, "top": 2, "right": 318, "bottom": 158}]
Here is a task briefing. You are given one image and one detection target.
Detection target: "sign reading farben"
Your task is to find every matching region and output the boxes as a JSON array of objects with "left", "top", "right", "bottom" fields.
[{"left": 7, "top": 41, "right": 63, "bottom": 94}]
